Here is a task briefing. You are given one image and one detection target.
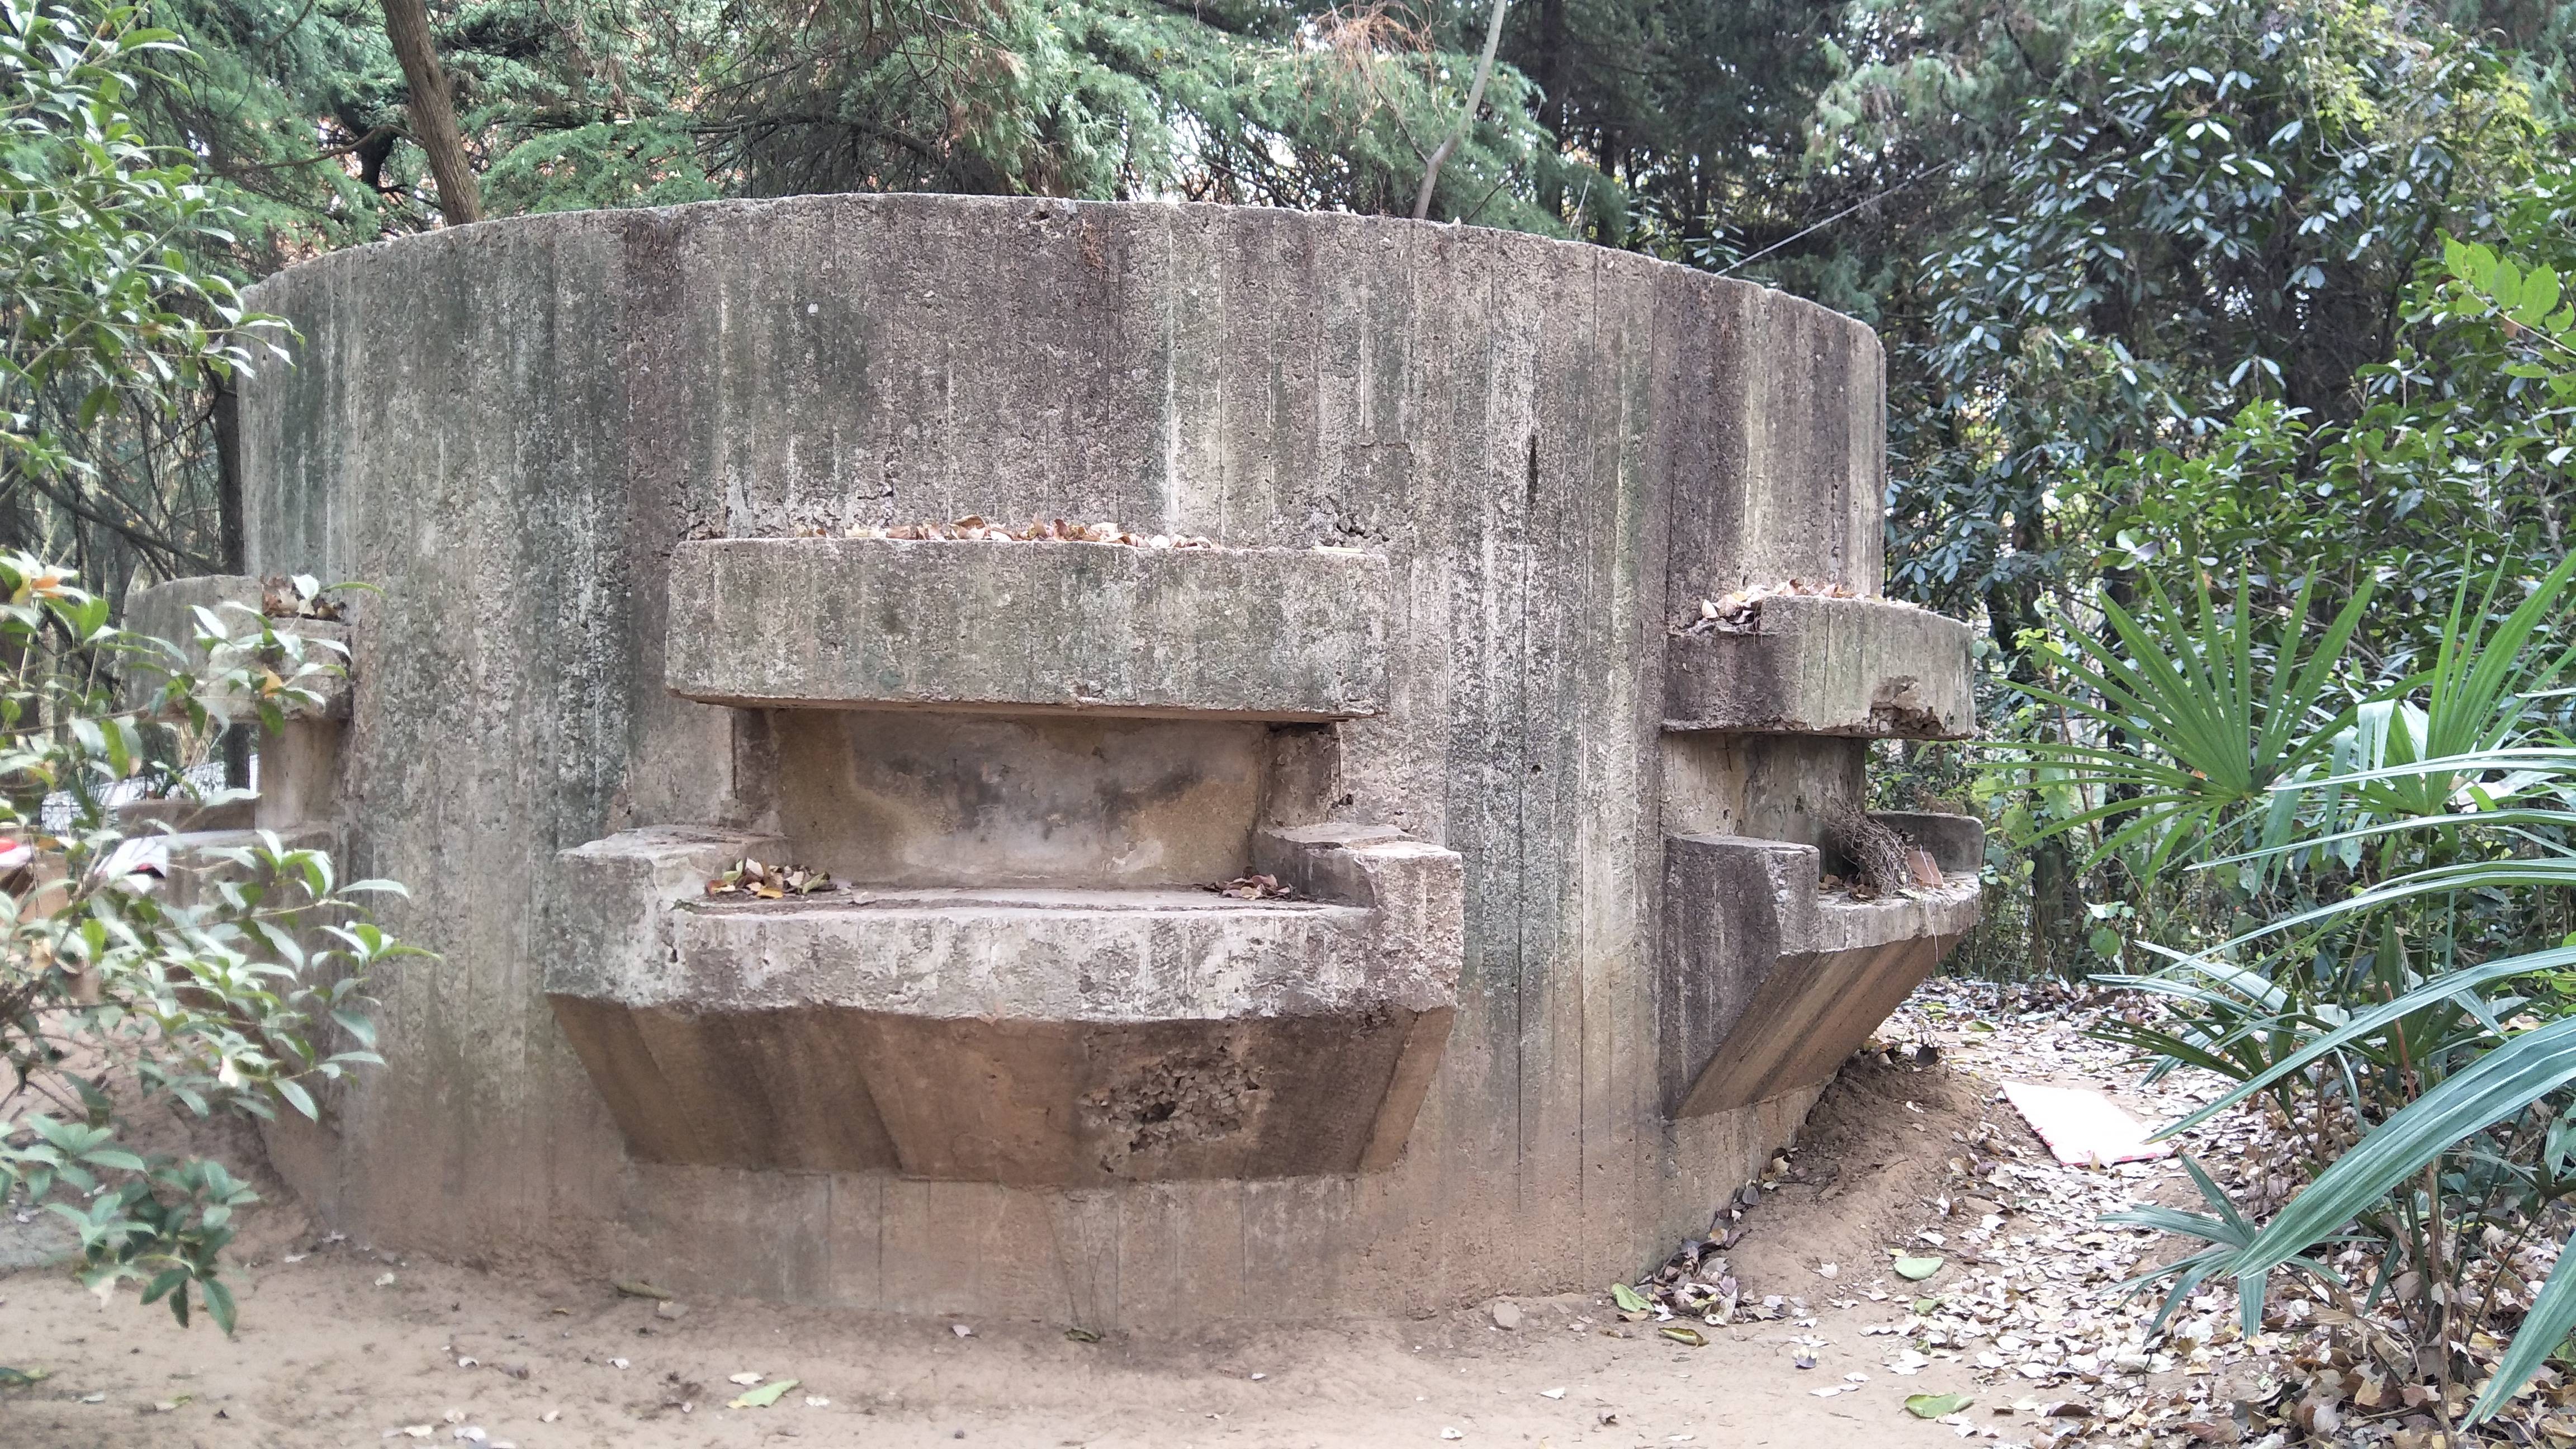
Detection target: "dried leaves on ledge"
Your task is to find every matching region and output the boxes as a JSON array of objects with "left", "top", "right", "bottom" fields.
[
  {"left": 262, "top": 572, "right": 344, "bottom": 621},
  {"left": 704, "top": 858, "right": 837, "bottom": 901},
  {"left": 1202, "top": 874, "right": 1296, "bottom": 901},
  {"left": 1825, "top": 804, "right": 1911, "bottom": 898},
  {"left": 1817, "top": 806, "right": 1948, "bottom": 901},
  {"left": 1673, "top": 577, "right": 1919, "bottom": 635},
  {"left": 842, "top": 515, "right": 1221, "bottom": 549}
]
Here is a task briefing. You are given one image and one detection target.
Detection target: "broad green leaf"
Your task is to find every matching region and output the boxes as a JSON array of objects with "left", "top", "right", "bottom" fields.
[
  {"left": 141, "top": 1267, "right": 187, "bottom": 1306},
  {"left": 1906, "top": 1393, "right": 1973, "bottom": 1418},
  {"left": 2233, "top": 1016, "right": 2576, "bottom": 1278},
  {"left": 200, "top": 1277, "right": 236, "bottom": 1336},
  {"left": 729, "top": 1378, "right": 798, "bottom": 1409},
  {"left": 2515, "top": 265, "right": 2561, "bottom": 325}
]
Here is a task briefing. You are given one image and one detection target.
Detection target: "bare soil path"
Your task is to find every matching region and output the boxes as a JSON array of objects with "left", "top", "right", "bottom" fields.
[{"left": 0, "top": 981, "right": 2238, "bottom": 1449}]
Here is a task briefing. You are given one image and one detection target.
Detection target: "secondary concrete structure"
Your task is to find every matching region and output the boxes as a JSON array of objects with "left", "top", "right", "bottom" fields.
[{"left": 140, "top": 195, "right": 1980, "bottom": 1323}]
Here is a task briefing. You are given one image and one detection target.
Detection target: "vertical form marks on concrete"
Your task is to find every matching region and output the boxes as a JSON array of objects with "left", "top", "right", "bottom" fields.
[{"left": 1661, "top": 282, "right": 1884, "bottom": 605}]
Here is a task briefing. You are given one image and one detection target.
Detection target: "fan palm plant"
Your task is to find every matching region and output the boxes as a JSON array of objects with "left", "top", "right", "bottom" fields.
[
  {"left": 1987, "top": 569, "right": 2375, "bottom": 879},
  {"left": 2139, "top": 740, "right": 2576, "bottom": 1422}
]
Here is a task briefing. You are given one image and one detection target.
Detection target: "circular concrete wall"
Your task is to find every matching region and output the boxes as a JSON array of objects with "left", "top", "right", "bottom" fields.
[{"left": 238, "top": 195, "right": 1920, "bottom": 1323}]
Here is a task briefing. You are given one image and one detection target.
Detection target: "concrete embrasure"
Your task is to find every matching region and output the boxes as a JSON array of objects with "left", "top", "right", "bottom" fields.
[
  {"left": 547, "top": 822, "right": 1462, "bottom": 1186},
  {"left": 1665, "top": 594, "right": 1974, "bottom": 738},
  {"left": 666, "top": 537, "right": 1390, "bottom": 720},
  {"left": 116, "top": 795, "right": 255, "bottom": 834}
]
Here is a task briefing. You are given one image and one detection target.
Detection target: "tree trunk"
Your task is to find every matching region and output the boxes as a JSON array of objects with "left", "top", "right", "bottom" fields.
[
  {"left": 377, "top": 0, "right": 482, "bottom": 225},
  {"left": 212, "top": 375, "right": 252, "bottom": 790},
  {"left": 1533, "top": 0, "right": 1567, "bottom": 222}
]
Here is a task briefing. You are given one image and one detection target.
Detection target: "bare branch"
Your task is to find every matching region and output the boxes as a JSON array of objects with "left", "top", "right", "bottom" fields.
[{"left": 1413, "top": 0, "right": 1510, "bottom": 221}]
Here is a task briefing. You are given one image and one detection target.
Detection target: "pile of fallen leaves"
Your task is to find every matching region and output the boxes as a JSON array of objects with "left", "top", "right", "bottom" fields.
[
  {"left": 1201, "top": 874, "right": 1296, "bottom": 901},
  {"left": 1617, "top": 979, "right": 2576, "bottom": 1448},
  {"left": 703, "top": 858, "right": 837, "bottom": 900},
  {"left": 840, "top": 514, "right": 1221, "bottom": 550},
  {"left": 261, "top": 572, "right": 344, "bottom": 621},
  {"left": 1817, "top": 855, "right": 1948, "bottom": 900},
  {"left": 1673, "top": 577, "right": 1927, "bottom": 635}
]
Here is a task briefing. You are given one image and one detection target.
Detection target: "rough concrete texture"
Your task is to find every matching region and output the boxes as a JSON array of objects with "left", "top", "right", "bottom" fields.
[
  {"left": 1661, "top": 823, "right": 1985, "bottom": 1118},
  {"left": 1666, "top": 595, "right": 1974, "bottom": 738},
  {"left": 548, "top": 822, "right": 1461, "bottom": 1186},
  {"left": 669, "top": 537, "right": 1389, "bottom": 719},
  {"left": 116, "top": 795, "right": 255, "bottom": 833},
  {"left": 0, "top": 1209, "right": 76, "bottom": 1272},
  {"left": 229, "top": 195, "right": 1971, "bottom": 1323},
  {"left": 1871, "top": 811, "right": 1990, "bottom": 874},
  {"left": 1659, "top": 731, "right": 1866, "bottom": 856},
  {"left": 769, "top": 711, "right": 1271, "bottom": 888},
  {"left": 121, "top": 574, "right": 351, "bottom": 721}
]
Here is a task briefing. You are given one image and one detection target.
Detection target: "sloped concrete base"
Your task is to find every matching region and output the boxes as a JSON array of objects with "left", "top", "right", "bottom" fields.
[{"left": 1662, "top": 816, "right": 1983, "bottom": 1117}]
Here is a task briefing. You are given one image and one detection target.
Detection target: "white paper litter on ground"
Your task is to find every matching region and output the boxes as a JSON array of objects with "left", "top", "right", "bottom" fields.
[{"left": 2001, "top": 1081, "right": 2174, "bottom": 1167}]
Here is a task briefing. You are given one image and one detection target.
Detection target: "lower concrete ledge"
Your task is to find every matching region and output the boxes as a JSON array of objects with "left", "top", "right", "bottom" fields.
[
  {"left": 546, "top": 825, "right": 1462, "bottom": 1186},
  {"left": 1661, "top": 816, "right": 1982, "bottom": 1118}
]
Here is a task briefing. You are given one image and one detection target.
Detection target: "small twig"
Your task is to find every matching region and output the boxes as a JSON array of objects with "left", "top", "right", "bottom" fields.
[{"left": 1715, "top": 163, "right": 1949, "bottom": 277}]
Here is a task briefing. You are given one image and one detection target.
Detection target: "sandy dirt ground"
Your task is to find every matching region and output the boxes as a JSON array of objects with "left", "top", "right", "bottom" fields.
[
  {"left": 0, "top": 1259, "right": 1988, "bottom": 1448},
  {"left": 1, "top": 997, "right": 2163, "bottom": 1449}
]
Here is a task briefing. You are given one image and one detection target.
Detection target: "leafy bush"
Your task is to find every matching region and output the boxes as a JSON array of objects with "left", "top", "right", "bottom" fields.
[
  {"left": 2116, "top": 724, "right": 2576, "bottom": 1423},
  {"left": 0, "top": 552, "right": 408, "bottom": 1329},
  {"left": 1981, "top": 224, "right": 2576, "bottom": 1412},
  {"left": 1, "top": 0, "right": 283, "bottom": 586}
]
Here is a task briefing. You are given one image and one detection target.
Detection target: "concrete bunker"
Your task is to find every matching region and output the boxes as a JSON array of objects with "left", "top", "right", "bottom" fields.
[{"left": 133, "top": 195, "right": 1982, "bottom": 1324}]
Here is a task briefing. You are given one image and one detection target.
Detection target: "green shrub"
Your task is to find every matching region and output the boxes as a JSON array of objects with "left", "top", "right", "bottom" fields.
[{"left": 0, "top": 552, "right": 410, "bottom": 1330}]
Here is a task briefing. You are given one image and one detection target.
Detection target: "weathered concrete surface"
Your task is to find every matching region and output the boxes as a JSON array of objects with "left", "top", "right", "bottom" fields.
[
  {"left": 1872, "top": 811, "right": 1989, "bottom": 873},
  {"left": 121, "top": 574, "right": 352, "bottom": 722},
  {"left": 1666, "top": 595, "right": 1974, "bottom": 738},
  {"left": 548, "top": 823, "right": 1461, "bottom": 1185},
  {"left": 0, "top": 1209, "right": 77, "bottom": 1272},
  {"left": 120, "top": 576, "right": 349, "bottom": 836},
  {"left": 669, "top": 538, "right": 1389, "bottom": 719},
  {"left": 1661, "top": 822, "right": 1985, "bottom": 1118},
  {"left": 116, "top": 795, "right": 255, "bottom": 833},
  {"left": 232, "top": 195, "right": 1968, "bottom": 1323},
  {"left": 1659, "top": 732, "right": 1865, "bottom": 855},
  {"left": 769, "top": 712, "right": 1270, "bottom": 888}
]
